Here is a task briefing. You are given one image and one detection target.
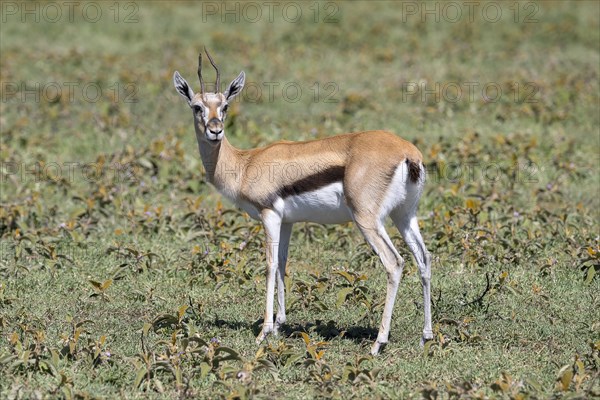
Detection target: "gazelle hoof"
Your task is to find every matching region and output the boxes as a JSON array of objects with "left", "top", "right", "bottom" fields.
[
  {"left": 255, "top": 332, "right": 267, "bottom": 345},
  {"left": 420, "top": 334, "right": 434, "bottom": 348},
  {"left": 256, "top": 324, "right": 276, "bottom": 345},
  {"left": 370, "top": 341, "right": 387, "bottom": 356}
]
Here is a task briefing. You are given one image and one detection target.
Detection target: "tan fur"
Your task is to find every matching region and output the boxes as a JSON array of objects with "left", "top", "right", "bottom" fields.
[{"left": 205, "top": 130, "right": 422, "bottom": 214}]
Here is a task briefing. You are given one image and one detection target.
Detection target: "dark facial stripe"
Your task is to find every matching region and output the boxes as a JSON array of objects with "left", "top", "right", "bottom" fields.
[
  {"left": 278, "top": 166, "right": 345, "bottom": 199},
  {"left": 407, "top": 159, "right": 421, "bottom": 183}
]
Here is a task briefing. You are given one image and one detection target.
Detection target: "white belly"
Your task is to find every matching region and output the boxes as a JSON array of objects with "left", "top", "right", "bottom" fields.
[{"left": 278, "top": 182, "right": 353, "bottom": 224}]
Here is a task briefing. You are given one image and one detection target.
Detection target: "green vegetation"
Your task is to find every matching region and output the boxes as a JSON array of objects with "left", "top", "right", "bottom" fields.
[{"left": 1, "top": 1, "right": 598, "bottom": 398}]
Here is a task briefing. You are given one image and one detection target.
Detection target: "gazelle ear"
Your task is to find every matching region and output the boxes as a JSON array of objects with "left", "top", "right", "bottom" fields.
[
  {"left": 173, "top": 71, "right": 194, "bottom": 104},
  {"left": 224, "top": 71, "right": 245, "bottom": 101}
]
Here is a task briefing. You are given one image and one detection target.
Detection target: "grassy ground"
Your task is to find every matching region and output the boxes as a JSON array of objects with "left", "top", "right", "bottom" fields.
[{"left": 1, "top": 1, "right": 599, "bottom": 398}]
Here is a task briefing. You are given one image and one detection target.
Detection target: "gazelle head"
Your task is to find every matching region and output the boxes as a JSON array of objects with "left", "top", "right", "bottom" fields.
[{"left": 173, "top": 48, "right": 245, "bottom": 143}]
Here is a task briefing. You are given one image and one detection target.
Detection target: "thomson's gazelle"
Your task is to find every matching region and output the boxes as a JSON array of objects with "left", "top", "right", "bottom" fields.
[{"left": 173, "top": 49, "right": 432, "bottom": 355}]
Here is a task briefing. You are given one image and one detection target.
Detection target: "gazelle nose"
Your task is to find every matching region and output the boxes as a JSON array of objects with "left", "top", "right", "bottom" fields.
[{"left": 207, "top": 118, "right": 223, "bottom": 134}]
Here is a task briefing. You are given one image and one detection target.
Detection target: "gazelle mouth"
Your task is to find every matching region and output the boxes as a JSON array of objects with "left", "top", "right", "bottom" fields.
[{"left": 206, "top": 132, "right": 224, "bottom": 141}]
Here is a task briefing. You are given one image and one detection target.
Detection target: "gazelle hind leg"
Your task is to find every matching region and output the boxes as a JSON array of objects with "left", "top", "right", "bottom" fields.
[
  {"left": 391, "top": 209, "right": 433, "bottom": 345},
  {"left": 353, "top": 215, "right": 405, "bottom": 356}
]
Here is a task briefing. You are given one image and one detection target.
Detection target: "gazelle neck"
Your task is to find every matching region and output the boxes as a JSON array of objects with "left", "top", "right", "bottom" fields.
[{"left": 195, "top": 128, "right": 246, "bottom": 201}]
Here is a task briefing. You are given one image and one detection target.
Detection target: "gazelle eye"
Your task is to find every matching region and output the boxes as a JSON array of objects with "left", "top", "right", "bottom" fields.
[
  {"left": 193, "top": 105, "right": 203, "bottom": 114},
  {"left": 222, "top": 104, "right": 229, "bottom": 113}
]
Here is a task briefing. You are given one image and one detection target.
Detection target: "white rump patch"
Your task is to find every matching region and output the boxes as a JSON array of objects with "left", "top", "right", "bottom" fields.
[{"left": 379, "top": 163, "right": 422, "bottom": 221}]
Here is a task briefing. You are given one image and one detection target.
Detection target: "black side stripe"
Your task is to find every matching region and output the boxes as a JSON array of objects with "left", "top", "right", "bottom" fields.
[{"left": 278, "top": 166, "right": 345, "bottom": 199}]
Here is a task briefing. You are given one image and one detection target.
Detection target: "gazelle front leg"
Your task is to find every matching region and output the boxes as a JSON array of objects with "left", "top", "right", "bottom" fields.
[
  {"left": 275, "top": 223, "right": 293, "bottom": 334},
  {"left": 256, "top": 209, "right": 282, "bottom": 344}
]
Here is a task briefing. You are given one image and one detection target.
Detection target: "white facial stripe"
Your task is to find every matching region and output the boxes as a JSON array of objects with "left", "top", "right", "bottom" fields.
[
  {"left": 199, "top": 93, "right": 227, "bottom": 122},
  {"left": 192, "top": 103, "right": 208, "bottom": 121}
]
